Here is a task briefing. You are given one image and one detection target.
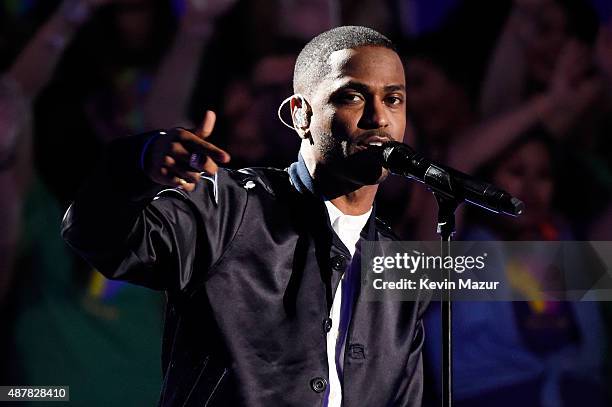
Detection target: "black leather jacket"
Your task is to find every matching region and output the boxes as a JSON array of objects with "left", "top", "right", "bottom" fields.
[{"left": 61, "top": 133, "right": 429, "bottom": 406}]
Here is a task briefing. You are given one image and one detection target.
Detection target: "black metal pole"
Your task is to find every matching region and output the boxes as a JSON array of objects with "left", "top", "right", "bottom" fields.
[{"left": 434, "top": 195, "right": 459, "bottom": 407}]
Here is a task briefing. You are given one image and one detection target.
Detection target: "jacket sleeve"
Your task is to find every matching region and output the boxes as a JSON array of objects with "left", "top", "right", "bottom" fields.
[{"left": 61, "top": 132, "right": 246, "bottom": 292}]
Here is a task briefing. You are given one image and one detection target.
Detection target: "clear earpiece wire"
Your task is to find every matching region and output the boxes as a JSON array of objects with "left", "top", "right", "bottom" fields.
[{"left": 277, "top": 95, "right": 298, "bottom": 130}]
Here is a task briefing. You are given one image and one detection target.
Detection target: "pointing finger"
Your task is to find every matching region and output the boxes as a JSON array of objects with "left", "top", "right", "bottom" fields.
[
  {"left": 176, "top": 130, "right": 231, "bottom": 164},
  {"left": 185, "top": 138, "right": 231, "bottom": 164}
]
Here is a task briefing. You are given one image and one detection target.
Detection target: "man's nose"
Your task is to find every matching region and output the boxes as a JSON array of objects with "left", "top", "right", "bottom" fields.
[{"left": 360, "top": 98, "right": 389, "bottom": 129}]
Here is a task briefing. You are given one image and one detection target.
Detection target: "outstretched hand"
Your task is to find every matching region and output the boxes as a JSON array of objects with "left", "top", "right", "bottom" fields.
[{"left": 145, "top": 110, "right": 231, "bottom": 192}]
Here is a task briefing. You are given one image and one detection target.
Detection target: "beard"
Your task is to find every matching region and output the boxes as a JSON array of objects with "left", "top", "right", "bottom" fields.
[
  {"left": 314, "top": 131, "right": 387, "bottom": 186},
  {"left": 343, "top": 148, "right": 388, "bottom": 185}
]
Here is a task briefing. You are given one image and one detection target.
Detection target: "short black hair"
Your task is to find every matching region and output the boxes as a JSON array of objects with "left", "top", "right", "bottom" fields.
[{"left": 293, "top": 26, "right": 396, "bottom": 97}]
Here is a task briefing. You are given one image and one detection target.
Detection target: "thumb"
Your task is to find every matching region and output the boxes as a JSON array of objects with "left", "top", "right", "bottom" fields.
[{"left": 194, "top": 110, "right": 216, "bottom": 139}]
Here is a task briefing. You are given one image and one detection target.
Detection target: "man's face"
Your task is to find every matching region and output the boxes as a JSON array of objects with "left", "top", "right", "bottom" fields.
[
  {"left": 493, "top": 140, "right": 553, "bottom": 231},
  {"left": 305, "top": 46, "right": 406, "bottom": 185}
]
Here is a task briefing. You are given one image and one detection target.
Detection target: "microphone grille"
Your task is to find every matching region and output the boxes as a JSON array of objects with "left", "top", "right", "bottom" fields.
[{"left": 381, "top": 141, "right": 402, "bottom": 163}]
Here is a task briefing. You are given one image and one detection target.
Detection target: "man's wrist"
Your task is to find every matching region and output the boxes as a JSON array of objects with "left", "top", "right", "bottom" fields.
[
  {"left": 105, "top": 131, "right": 166, "bottom": 200},
  {"left": 139, "top": 130, "right": 166, "bottom": 173}
]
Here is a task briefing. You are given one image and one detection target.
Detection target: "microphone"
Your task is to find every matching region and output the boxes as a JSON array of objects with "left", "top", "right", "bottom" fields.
[{"left": 380, "top": 141, "right": 524, "bottom": 217}]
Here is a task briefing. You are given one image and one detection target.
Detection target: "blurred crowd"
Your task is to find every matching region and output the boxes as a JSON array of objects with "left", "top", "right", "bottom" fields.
[{"left": 1, "top": 0, "right": 611, "bottom": 405}]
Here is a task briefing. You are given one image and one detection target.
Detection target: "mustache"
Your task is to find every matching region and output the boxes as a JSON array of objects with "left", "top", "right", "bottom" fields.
[{"left": 354, "top": 130, "right": 395, "bottom": 145}]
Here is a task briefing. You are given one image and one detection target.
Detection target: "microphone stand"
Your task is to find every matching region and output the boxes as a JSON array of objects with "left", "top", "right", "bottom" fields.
[
  {"left": 379, "top": 141, "right": 523, "bottom": 407},
  {"left": 434, "top": 194, "right": 459, "bottom": 407}
]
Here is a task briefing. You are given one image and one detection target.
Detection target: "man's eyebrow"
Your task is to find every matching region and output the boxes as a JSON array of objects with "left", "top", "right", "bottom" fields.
[
  {"left": 384, "top": 84, "right": 406, "bottom": 92},
  {"left": 332, "top": 81, "right": 369, "bottom": 94},
  {"left": 332, "top": 81, "right": 406, "bottom": 93}
]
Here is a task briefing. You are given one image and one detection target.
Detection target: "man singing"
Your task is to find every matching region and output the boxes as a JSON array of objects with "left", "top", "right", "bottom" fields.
[{"left": 62, "top": 26, "right": 429, "bottom": 406}]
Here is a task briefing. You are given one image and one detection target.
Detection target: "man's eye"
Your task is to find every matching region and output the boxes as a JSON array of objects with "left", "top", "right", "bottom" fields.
[
  {"left": 335, "top": 93, "right": 363, "bottom": 104},
  {"left": 386, "top": 95, "right": 404, "bottom": 105}
]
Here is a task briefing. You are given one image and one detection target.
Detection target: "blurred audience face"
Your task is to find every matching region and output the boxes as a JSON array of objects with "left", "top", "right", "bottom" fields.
[
  {"left": 278, "top": 0, "right": 335, "bottom": 40},
  {"left": 224, "top": 54, "right": 297, "bottom": 166},
  {"left": 492, "top": 139, "right": 553, "bottom": 230},
  {"left": 404, "top": 57, "right": 471, "bottom": 142},
  {"left": 113, "top": 0, "right": 155, "bottom": 50},
  {"left": 224, "top": 79, "right": 269, "bottom": 165},
  {"left": 515, "top": 0, "right": 569, "bottom": 85}
]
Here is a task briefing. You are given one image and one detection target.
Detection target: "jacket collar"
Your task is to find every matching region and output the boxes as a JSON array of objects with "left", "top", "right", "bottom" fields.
[{"left": 288, "top": 153, "right": 318, "bottom": 196}]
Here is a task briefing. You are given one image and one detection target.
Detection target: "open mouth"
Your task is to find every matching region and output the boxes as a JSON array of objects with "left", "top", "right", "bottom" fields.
[{"left": 353, "top": 135, "right": 390, "bottom": 152}]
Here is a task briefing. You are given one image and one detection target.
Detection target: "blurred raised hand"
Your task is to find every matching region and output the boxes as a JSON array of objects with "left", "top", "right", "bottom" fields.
[
  {"left": 9, "top": 0, "right": 113, "bottom": 98},
  {"left": 542, "top": 39, "right": 603, "bottom": 136},
  {"left": 144, "top": 0, "right": 238, "bottom": 129},
  {"left": 180, "top": 0, "right": 238, "bottom": 34}
]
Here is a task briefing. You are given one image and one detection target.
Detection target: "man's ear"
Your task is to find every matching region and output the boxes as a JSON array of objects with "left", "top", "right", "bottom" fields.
[{"left": 290, "top": 95, "right": 311, "bottom": 139}]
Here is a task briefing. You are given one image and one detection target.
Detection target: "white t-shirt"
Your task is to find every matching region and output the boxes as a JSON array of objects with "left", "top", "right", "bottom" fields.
[{"left": 323, "top": 200, "right": 372, "bottom": 407}]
